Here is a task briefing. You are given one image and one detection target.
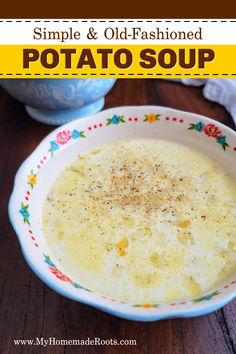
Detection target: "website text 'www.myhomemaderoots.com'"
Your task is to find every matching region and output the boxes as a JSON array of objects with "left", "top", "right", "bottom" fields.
[{"left": 13, "top": 337, "right": 137, "bottom": 347}]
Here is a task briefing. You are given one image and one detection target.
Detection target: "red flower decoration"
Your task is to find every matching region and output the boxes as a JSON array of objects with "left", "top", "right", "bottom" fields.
[
  {"left": 203, "top": 124, "right": 221, "bottom": 138},
  {"left": 49, "top": 266, "right": 72, "bottom": 282},
  {"left": 56, "top": 130, "right": 72, "bottom": 145}
]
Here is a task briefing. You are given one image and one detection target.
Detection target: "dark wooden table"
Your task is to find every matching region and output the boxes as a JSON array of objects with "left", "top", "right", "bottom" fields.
[{"left": 0, "top": 79, "right": 235, "bottom": 354}]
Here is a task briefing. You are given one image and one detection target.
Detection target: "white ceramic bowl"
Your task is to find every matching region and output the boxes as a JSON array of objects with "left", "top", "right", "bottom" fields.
[{"left": 9, "top": 106, "right": 236, "bottom": 321}]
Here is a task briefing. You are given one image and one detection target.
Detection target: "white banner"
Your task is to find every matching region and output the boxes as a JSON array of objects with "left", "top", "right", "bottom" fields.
[{"left": 0, "top": 19, "right": 235, "bottom": 45}]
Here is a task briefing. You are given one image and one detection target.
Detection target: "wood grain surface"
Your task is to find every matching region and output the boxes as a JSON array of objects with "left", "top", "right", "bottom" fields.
[{"left": 0, "top": 79, "right": 235, "bottom": 354}]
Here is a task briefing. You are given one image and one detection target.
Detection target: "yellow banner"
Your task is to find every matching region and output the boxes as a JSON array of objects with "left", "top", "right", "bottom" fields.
[{"left": 0, "top": 45, "right": 235, "bottom": 78}]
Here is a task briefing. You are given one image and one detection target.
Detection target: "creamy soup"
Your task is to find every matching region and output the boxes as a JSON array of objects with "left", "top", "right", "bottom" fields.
[{"left": 43, "top": 139, "right": 236, "bottom": 302}]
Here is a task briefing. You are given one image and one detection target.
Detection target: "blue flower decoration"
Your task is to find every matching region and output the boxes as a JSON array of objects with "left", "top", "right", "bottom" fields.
[
  {"left": 192, "top": 290, "right": 220, "bottom": 303},
  {"left": 195, "top": 121, "right": 205, "bottom": 132},
  {"left": 44, "top": 259, "right": 56, "bottom": 267},
  {"left": 72, "top": 283, "right": 84, "bottom": 289},
  {"left": 111, "top": 115, "right": 120, "bottom": 125},
  {"left": 72, "top": 282, "right": 91, "bottom": 291},
  {"left": 107, "top": 115, "right": 125, "bottom": 126},
  {"left": 216, "top": 135, "right": 226, "bottom": 145},
  {"left": 19, "top": 208, "right": 29, "bottom": 219},
  {"left": 50, "top": 140, "right": 59, "bottom": 151},
  {"left": 199, "top": 294, "right": 213, "bottom": 301},
  {"left": 72, "top": 129, "right": 80, "bottom": 139},
  {"left": 19, "top": 203, "right": 30, "bottom": 225}
]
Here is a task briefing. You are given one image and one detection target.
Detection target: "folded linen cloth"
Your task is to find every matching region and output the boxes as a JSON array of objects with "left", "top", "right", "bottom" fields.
[{"left": 171, "top": 79, "right": 236, "bottom": 125}]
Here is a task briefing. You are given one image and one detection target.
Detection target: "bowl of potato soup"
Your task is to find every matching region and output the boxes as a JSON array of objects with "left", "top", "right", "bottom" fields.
[{"left": 9, "top": 106, "right": 236, "bottom": 321}]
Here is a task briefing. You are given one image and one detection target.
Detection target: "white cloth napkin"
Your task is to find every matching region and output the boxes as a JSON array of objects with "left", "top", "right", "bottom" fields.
[{"left": 171, "top": 79, "right": 236, "bottom": 125}]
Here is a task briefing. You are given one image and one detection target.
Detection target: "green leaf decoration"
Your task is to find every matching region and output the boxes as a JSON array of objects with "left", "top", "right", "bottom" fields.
[
  {"left": 188, "top": 124, "right": 196, "bottom": 130},
  {"left": 21, "top": 202, "right": 28, "bottom": 210},
  {"left": 212, "top": 290, "right": 220, "bottom": 296},
  {"left": 24, "top": 218, "right": 30, "bottom": 226},
  {"left": 48, "top": 148, "right": 54, "bottom": 157},
  {"left": 79, "top": 131, "right": 85, "bottom": 138},
  {"left": 222, "top": 142, "right": 229, "bottom": 151}
]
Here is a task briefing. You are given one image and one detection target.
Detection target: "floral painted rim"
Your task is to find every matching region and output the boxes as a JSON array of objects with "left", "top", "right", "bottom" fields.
[
  {"left": 188, "top": 121, "right": 229, "bottom": 150},
  {"left": 49, "top": 129, "right": 85, "bottom": 157},
  {"left": 44, "top": 255, "right": 90, "bottom": 291},
  {"left": 16, "top": 110, "right": 236, "bottom": 310}
]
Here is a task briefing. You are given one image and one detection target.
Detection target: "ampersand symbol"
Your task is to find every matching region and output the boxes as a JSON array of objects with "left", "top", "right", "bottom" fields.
[{"left": 87, "top": 27, "right": 98, "bottom": 40}]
